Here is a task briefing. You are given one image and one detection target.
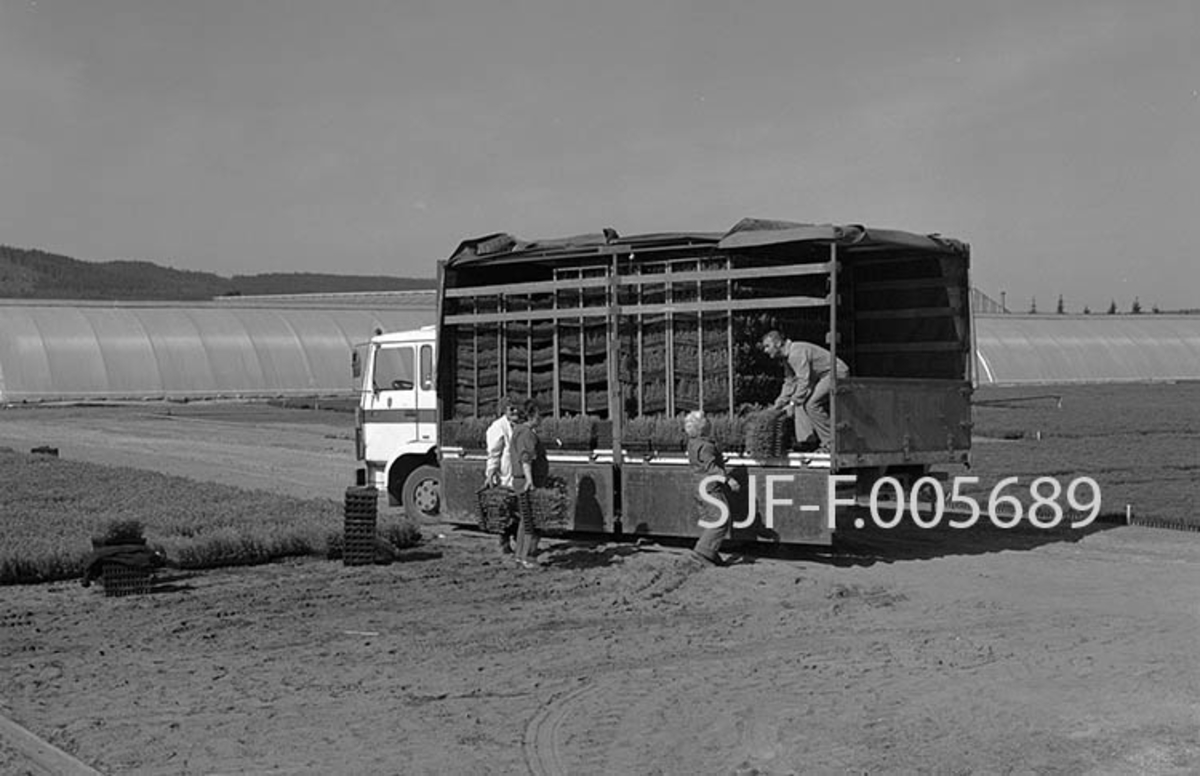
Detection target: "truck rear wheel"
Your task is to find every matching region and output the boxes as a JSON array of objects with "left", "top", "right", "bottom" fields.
[{"left": 403, "top": 465, "right": 440, "bottom": 520}]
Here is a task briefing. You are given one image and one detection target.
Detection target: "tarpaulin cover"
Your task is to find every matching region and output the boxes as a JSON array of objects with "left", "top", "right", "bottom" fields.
[{"left": 446, "top": 217, "right": 967, "bottom": 267}]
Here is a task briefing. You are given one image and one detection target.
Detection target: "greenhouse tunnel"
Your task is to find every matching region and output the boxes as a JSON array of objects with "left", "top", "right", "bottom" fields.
[
  {"left": 1, "top": 301, "right": 1198, "bottom": 401},
  {"left": 973, "top": 314, "right": 1200, "bottom": 385},
  {"left": 0, "top": 299, "right": 434, "bottom": 402}
]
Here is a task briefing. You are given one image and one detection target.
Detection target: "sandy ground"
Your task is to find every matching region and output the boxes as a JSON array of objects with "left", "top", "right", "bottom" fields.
[{"left": 2, "top": 403, "right": 1200, "bottom": 775}]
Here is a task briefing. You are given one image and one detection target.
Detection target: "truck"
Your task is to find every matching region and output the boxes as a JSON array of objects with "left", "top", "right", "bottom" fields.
[
  {"left": 372, "top": 217, "right": 974, "bottom": 544},
  {"left": 352, "top": 325, "right": 441, "bottom": 519}
]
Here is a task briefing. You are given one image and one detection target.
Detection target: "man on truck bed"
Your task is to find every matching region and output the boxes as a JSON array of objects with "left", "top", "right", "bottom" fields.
[{"left": 761, "top": 330, "right": 849, "bottom": 453}]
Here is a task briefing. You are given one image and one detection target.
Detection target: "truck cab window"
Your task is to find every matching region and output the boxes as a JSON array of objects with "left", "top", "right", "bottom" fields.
[
  {"left": 374, "top": 346, "right": 415, "bottom": 391},
  {"left": 419, "top": 345, "right": 434, "bottom": 391}
]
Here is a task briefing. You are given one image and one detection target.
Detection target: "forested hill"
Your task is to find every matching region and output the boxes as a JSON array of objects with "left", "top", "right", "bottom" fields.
[{"left": 0, "top": 244, "right": 435, "bottom": 300}]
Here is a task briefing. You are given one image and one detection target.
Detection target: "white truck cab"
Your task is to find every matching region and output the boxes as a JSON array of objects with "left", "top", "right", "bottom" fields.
[{"left": 352, "top": 325, "right": 440, "bottom": 519}]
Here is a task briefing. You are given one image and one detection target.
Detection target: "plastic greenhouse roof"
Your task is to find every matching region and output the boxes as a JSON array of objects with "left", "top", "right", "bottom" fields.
[
  {"left": 0, "top": 300, "right": 434, "bottom": 402},
  {"left": 4, "top": 301, "right": 1197, "bottom": 401},
  {"left": 973, "top": 314, "right": 1200, "bottom": 385}
]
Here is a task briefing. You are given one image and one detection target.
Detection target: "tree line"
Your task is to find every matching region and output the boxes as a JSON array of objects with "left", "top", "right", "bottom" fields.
[
  {"left": 0, "top": 244, "right": 435, "bottom": 301},
  {"left": 1026, "top": 294, "right": 1179, "bottom": 315}
]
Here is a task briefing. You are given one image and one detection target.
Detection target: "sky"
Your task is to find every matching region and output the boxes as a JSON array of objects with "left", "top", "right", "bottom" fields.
[{"left": 0, "top": 0, "right": 1196, "bottom": 311}]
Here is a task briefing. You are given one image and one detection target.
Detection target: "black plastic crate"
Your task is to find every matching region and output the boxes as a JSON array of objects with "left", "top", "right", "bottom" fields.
[
  {"left": 343, "top": 515, "right": 378, "bottom": 566},
  {"left": 101, "top": 562, "right": 151, "bottom": 597}
]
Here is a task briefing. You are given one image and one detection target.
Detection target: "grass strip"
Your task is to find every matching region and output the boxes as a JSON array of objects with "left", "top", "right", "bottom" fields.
[{"left": 0, "top": 449, "right": 419, "bottom": 585}]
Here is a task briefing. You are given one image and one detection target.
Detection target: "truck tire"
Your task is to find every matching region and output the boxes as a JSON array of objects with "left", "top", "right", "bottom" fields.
[{"left": 403, "top": 465, "right": 440, "bottom": 520}]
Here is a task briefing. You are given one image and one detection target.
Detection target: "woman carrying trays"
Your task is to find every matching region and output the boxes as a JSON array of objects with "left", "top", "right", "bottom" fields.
[{"left": 512, "top": 398, "right": 550, "bottom": 569}]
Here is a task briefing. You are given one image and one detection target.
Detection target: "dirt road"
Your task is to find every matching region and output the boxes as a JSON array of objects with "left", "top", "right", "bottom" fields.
[
  {"left": 0, "top": 402, "right": 356, "bottom": 501},
  {"left": 2, "top": 403, "right": 1199, "bottom": 774}
]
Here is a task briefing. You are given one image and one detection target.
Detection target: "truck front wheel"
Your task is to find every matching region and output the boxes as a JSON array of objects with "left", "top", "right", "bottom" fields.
[{"left": 402, "top": 465, "right": 441, "bottom": 520}]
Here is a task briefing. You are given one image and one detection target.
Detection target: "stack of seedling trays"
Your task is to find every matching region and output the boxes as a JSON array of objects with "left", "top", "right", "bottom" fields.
[
  {"left": 744, "top": 408, "right": 789, "bottom": 458},
  {"left": 476, "top": 486, "right": 519, "bottom": 534},
  {"left": 519, "top": 478, "right": 570, "bottom": 536},
  {"left": 343, "top": 485, "right": 378, "bottom": 566}
]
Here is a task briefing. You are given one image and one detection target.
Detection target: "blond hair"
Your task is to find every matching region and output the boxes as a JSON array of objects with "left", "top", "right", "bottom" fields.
[{"left": 684, "top": 409, "right": 709, "bottom": 437}]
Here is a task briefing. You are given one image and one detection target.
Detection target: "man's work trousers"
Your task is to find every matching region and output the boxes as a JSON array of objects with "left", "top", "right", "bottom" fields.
[{"left": 792, "top": 373, "right": 836, "bottom": 447}]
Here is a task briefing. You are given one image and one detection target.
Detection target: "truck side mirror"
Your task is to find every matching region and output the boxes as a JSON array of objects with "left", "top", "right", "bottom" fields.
[{"left": 351, "top": 349, "right": 362, "bottom": 380}]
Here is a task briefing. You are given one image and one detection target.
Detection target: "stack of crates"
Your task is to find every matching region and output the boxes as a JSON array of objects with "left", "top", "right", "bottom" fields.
[
  {"left": 101, "top": 562, "right": 152, "bottom": 597},
  {"left": 343, "top": 485, "right": 378, "bottom": 566}
]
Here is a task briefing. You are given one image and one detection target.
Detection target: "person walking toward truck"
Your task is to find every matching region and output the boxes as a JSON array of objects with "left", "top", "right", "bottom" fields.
[
  {"left": 760, "top": 330, "right": 849, "bottom": 453},
  {"left": 686, "top": 410, "right": 740, "bottom": 566}
]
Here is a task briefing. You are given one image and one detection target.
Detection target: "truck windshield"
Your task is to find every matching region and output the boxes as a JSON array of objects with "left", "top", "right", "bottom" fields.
[{"left": 374, "top": 346, "right": 415, "bottom": 391}]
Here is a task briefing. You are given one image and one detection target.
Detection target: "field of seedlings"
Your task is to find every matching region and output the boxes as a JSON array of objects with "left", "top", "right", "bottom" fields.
[
  {"left": 0, "top": 444, "right": 421, "bottom": 586},
  {"left": 1, "top": 383, "right": 1198, "bottom": 774},
  {"left": 969, "top": 382, "right": 1200, "bottom": 527}
]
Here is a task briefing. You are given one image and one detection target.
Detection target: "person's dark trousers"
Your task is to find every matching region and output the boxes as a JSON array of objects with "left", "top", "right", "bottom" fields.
[
  {"left": 499, "top": 520, "right": 518, "bottom": 553},
  {"left": 692, "top": 492, "right": 731, "bottom": 560}
]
